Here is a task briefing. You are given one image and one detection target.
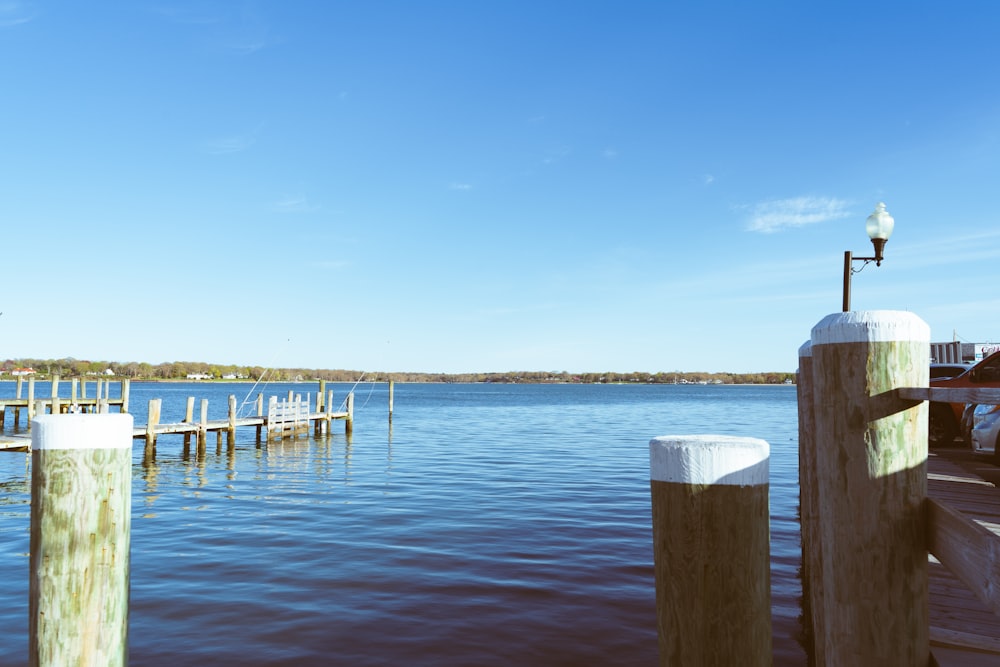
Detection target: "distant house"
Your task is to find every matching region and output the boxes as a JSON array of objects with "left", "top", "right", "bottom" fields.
[
  {"left": 104, "top": 368, "right": 115, "bottom": 376},
  {"left": 186, "top": 373, "right": 212, "bottom": 380},
  {"left": 12, "top": 368, "right": 35, "bottom": 376}
]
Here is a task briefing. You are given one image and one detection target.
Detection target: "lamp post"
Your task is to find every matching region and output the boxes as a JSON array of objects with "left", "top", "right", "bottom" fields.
[{"left": 842, "top": 202, "right": 895, "bottom": 312}]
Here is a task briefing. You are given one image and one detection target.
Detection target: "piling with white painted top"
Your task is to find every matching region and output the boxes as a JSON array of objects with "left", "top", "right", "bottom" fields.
[
  {"left": 808, "top": 310, "right": 929, "bottom": 665},
  {"left": 649, "top": 435, "right": 771, "bottom": 666},
  {"left": 796, "top": 340, "right": 825, "bottom": 665},
  {"left": 30, "top": 413, "right": 134, "bottom": 667}
]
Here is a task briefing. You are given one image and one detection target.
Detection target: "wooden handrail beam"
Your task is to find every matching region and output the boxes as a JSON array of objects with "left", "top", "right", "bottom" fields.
[
  {"left": 897, "top": 386, "right": 1000, "bottom": 404},
  {"left": 926, "top": 497, "right": 1000, "bottom": 618}
]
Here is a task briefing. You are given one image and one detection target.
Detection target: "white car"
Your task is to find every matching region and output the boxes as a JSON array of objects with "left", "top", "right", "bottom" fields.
[{"left": 970, "top": 403, "right": 1000, "bottom": 454}]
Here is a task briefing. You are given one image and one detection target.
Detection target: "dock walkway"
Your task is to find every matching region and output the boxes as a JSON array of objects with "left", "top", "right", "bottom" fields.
[
  {"left": 0, "top": 379, "right": 356, "bottom": 452},
  {"left": 927, "top": 449, "right": 1000, "bottom": 665}
]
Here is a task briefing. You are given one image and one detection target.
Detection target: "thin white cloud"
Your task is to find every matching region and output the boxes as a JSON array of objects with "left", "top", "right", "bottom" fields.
[
  {"left": 204, "top": 135, "right": 255, "bottom": 154},
  {"left": 0, "top": 1, "right": 36, "bottom": 27},
  {"left": 703, "top": 174, "right": 715, "bottom": 186},
  {"left": 152, "top": 4, "right": 279, "bottom": 55},
  {"left": 273, "top": 196, "right": 319, "bottom": 213},
  {"left": 203, "top": 122, "right": 264, "bottom": 155},
  {"left": 602, "top": 148, "right": 618, "bottom": 159},
  {"left": 745, "top": 196, "right": 851, "bottom": 233},
  {"left": 449, "top": 182, "right": 472, "bottom": 191}
]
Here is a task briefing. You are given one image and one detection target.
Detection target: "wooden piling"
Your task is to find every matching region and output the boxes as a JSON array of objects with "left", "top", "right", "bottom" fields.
[
  {"left": 121, "top": 379, "right": 130, "bottom": 414},
  {"left": 808, "top": 310, "right": 929, "bottom": 665},
  {"left": 197, "top": 399, "right": 208, "bottom": 456},
  {"left": 255, "top": 393, "right": 264, "bottom": 443},
  {"left": 346, "top": 391, "right": 354, "bottom": 435},
  {"left": 145, "top": 399, "right": 161, "bottom": 447},
  {"left": 796, "top": 340, "right": 825, "bottom": 665},
  {"left": 27, "top": 377, "right": 35, "bottom": 422},
  {"left": 389, "top": 380, "right": 394, "bottom": 421},
  {"left": 29, "top": 413, "right": 133, "bottom": 667},
  {"left": 183, "top": 397, "right": 195, "bottom": 446},
  {"left": 227, "top": 395, "right": 236, "bottom": 447},
  {"left": 648, "top": 434, "right": 771, "bottom": 666}
]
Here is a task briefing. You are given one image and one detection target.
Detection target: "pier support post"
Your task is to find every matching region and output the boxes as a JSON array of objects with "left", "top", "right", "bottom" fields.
[
  {"left": 121, "top": 379, "right": 130, "bottom": 414},
  {"left": 808, "top": 310, "right": 929, "bottom": 665},
  {"left": 648, "top": 435, "right": 771, "bottom": 666},
  {"left": 183, "top": 397, "right": 195, "bottom": 447},
  {"left": 345, "top": 392, "right": 354, "bottom": 435},
  {"left": 197, "top": 399, "right": 208, "bottom": 456},
  {"left": 796, "top": 340, "right": 825, "bottom": 664},
  {"left": 255, "top": 394, "right": 264, "bottom": 444},
  {"left": 227, "top": 395, "right": 236, "bottom": 448},
  {"left": 27, "top": 377, "right": 36, "bottom": 424},
  {"left": 29, "top": 413, "right": 133, "bottom": 667},
  {"left": 389, "top": 380, "right": 394, "bottom": 422}
]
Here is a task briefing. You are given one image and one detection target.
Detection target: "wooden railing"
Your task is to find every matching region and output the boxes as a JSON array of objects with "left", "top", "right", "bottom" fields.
[{"left": 796, "top": 311, "right": 1000, "bottom": 665}]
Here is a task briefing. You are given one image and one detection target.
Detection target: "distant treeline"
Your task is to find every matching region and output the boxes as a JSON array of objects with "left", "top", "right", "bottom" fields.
[{"left": 1, "top": 358, "right": 795, "bottom": 385}]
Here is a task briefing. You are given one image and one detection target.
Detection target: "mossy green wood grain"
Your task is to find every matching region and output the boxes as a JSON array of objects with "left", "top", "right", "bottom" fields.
[
  {"left": 810, "top": 311, "right": 929, "bottom": 666},
  {"left": 29, "top": 414, "right": 133, "bottom": 667}
]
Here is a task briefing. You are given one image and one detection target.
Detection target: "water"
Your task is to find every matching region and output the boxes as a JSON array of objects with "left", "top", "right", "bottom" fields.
[{"left": 0, "top": 382, "right": 806, "bottom": 665}]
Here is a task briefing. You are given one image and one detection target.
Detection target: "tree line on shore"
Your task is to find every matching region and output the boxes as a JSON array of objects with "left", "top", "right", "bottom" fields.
[{"left": 0, "top": 358, "right": 794, "bottom": 385}]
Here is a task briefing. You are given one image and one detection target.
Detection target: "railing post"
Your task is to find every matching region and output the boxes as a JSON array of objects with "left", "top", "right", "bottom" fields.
[
  {"left": 648, "top": 435, "right": 771, "bottom": 666},
  {"left": 809, "top": 310, "right": 929, "bottom": 665},
  {"left": 29, "top": 413, "right": 133, "bottom": 667}
]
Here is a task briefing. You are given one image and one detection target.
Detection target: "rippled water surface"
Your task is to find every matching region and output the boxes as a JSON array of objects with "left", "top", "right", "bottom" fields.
[{"left": 0, "top": 382, "right": 805, "bottom": 665}]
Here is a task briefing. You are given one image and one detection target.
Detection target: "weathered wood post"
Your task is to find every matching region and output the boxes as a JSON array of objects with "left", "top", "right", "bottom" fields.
[
  {"left": 389, "top": 380, "right": 394, "bottom": 422},
  {"left": 267, "top": 396, "right": 278, "bottom": 440},
  {"left": 255, "top": 393, "right": 264, "bottom": 444},
  {"left": 14, "top": 375, "right": 24, "bottom": 426},
  {"left": 227, "top": 394, "right": 237, "bottom": 447},
  {"left": 345, "top": 391, "right": 354, "bottom": 435},
  {"left": 30, "top": 413, "right": 133, "bottom": 667},
  {"left": 315, "top": 382, "right": 325, "bottom": 435},
  {"left": 809, "top": 310, "right": 929, "bottom": 665},
  {"left": 197, "top": 399, "right": 208, "bottom": 456},
  {"left": 796, "top": 340, "right": 825, "bottom": 664},
  {"left": 27, "top": 377, "right": 36, "bottom": 423},
  {"left": 648, "top": 435, "right": 771, "bottom": 666},
  {"left": 145, "top": 399, "right": 161, "bottom": 460},
  {"left": 183, "top": 397, "right": 195, "bottom": 447},
  {"left": 121, "top": 379, "right": 130, "bottom": 414}
]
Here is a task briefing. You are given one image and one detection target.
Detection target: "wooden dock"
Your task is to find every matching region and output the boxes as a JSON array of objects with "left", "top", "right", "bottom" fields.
[
  {"left": 927, "top": 449, "right": 1000, "bottom": 665},
  {"left": 0, "top": 379, "right": 355, "bottom": 452}
]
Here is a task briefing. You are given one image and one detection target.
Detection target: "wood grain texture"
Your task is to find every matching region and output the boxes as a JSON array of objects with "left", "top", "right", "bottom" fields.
[
  {"left": 650, "top": 445, "right": 770, "bottom": 667},
  {"left": 811, "top": 319, "right": 929, "bottom": 666},
  {"left": 30, "top": 444, "right": 131, "bottom": 666}
]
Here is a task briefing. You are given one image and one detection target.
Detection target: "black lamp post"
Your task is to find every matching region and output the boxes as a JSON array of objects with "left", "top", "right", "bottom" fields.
[{"left": 842, "top": 202, "right": 895, "bottom": 312}]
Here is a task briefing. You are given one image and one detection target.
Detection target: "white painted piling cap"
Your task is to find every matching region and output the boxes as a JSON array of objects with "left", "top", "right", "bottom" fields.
[
  {"left": 811, "top": 310, "right": 929, "bottom": 345},
  {"left": 32, "top": 414, "right": 134, "bottom": 450},
  {"left": 649, "top": 435, "right": 769, "bottom": 486}
]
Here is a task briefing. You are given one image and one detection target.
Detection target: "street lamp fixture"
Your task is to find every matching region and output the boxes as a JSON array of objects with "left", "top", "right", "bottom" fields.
[{"left": 842, "top": 202, "right": 895, "bottom": 312}]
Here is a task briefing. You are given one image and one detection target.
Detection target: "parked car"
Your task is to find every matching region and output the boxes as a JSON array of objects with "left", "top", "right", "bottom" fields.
[
  {"left": 929, "top": 351, "right": 1000, "bottom": 446},
  {"left": 930, "top": 362, "right": 973, "bottom": 380},
  {"left": 970, "top": 403, "right": 1000, "bottom": 457}
]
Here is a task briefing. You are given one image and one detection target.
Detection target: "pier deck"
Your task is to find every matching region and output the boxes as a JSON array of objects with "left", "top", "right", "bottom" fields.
[{"left": 927, "top": 449, "right": 1000, "bottom": 665}]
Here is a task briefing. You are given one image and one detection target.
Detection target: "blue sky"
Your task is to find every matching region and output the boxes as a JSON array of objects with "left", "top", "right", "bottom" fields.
[{"left": 2, "top": 2, "right": 999, "bottom": 374}]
